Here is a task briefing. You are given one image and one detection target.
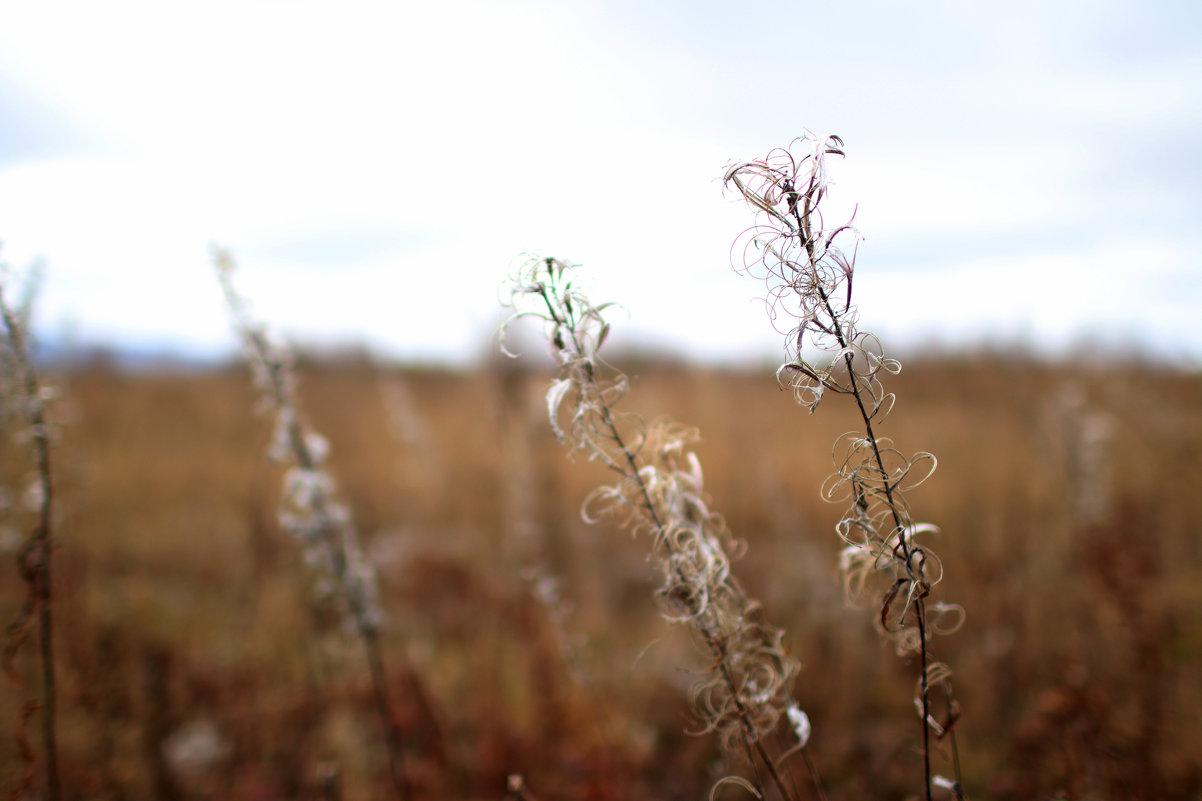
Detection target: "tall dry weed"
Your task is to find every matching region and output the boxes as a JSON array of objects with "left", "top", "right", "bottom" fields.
[
  {"left": 213, "top": 247, "right": 410, "bottom": 800},
  {"left": 497, "top": 132, "right": 978, "bottom": 800},
  {"left": 0, "top": 261, "right": 61, "bottom": 801},
  {"left": 725, "top": 134, "right": 964, "bottom": 799},
  {"left": 501, "top": 256, "right": 821, "bottom": 801}
]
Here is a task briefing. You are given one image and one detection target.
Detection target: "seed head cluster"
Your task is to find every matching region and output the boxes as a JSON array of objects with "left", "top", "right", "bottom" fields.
[
  {"left": 725, "top": 135, "right": 964, "bottom": 794},
  {"left": 502, "top": 256, "right": 800, "bottom": 758},
  {"left": 724, "top": 135, "right": 963, "bottom": 653}
]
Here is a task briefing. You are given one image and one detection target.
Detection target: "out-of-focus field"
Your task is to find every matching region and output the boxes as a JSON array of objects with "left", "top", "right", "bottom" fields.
[{"left": 2, "top": 352, "right": 1200, "bottom": 800}]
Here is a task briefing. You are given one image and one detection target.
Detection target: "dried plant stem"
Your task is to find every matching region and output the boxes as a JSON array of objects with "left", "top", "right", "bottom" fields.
[
  {"left": 726, "top": 135, "right": 968, "bottom": 801},
  {"left": 506, "top": 260, "right": 818, "bottom": 801},
  {"left": 1, "top": 284, "right": 62, "bottom": 801},
  {"left": 276, "top": 388, "right": 409, "bottom": 801},
  {"left": 256, "top": 336, "right": 408, "bottom": 801},
  {"left": 946, "top": 715, "right": 964, "bottom": 801},
  {"left": 796, "top": 747, "right": 827, "bottom": 801},
  {"left": 213, "top": 249, "right": 408, "bottom": 801},
  {"left": 362, "top": 627, "right": 410, "bottom": 801}
]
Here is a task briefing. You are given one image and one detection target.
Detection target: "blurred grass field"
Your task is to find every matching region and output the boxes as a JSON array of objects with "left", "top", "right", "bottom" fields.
[{"left": 2, "top": 350, "right": 1200, "bottom": 800}]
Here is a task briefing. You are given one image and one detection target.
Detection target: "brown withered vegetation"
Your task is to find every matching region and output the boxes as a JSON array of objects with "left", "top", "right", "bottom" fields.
[{"left": 1, "top": 351, "right": 1201, "bottom": 800}]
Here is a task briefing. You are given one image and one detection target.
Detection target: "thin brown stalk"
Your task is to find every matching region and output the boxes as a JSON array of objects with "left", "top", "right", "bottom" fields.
[
  {"left": 363, "top": 627, "right": 411, "bottom": 801},
  {"left": 1, "top": 282, "right": 61, "bottom": 801},
  {"left": 810, "top": 279, "right": 934, "bottom": 801}
]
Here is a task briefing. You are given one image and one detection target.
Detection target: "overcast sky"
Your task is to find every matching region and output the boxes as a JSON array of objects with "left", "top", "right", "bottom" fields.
[{"left": 1, "top": 0, "right": 1199, "bottom": 365}]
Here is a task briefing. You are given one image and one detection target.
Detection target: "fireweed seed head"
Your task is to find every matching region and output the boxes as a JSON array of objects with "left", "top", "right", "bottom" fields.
[
  {"left": 500, "top": 255, "right": 616, "bottom": 363},
  {"left": 501, "top": 257, "right": 800, "bottom": 762},
  {"left": 500, "top": 255, "right": 631, "bottom": 467},
  {"left": 724, "top": 138, "right": 863, "bottom": 378},
  {"left": 725, "top": 134, "right": 967, "bottom": 799}
]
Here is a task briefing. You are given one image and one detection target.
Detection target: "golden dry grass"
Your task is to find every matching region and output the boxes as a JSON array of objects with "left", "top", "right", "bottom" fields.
[{"left": 2, "top": 352, "right": 1200, "bottom": 800}]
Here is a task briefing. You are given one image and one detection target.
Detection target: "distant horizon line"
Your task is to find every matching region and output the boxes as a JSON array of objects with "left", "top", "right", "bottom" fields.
[{"left": 27, "top": 332, "right": 1199, "bottom": 374}]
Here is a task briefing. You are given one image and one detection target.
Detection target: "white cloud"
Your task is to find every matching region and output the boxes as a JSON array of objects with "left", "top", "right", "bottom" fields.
[{"left": 0, "top": 0, "right": 1198, "bottom": 363}]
